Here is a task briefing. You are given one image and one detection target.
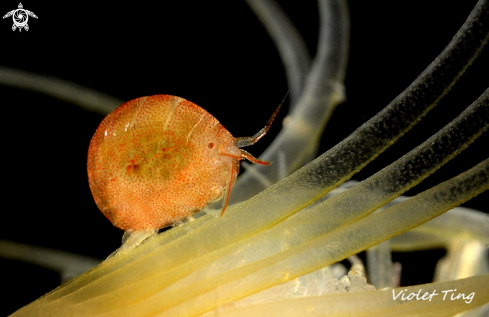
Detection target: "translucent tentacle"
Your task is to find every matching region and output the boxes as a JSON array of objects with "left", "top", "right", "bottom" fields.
[
  {"left": 230, "top": 0, "right": 351, "bottom": 203},
  {"left": 245, "top": 0, "right": 311, "bottom": 106},
  {"left": 0, "top": 66, "right": 123, "bottom": 115}
]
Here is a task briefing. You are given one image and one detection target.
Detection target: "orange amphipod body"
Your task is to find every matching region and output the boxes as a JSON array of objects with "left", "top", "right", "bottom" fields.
[{"left": 88, "top": 95, "right": 280, "bottom": 232}]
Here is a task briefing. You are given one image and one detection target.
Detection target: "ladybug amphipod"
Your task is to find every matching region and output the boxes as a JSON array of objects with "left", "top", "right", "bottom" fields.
[{"left": 88, "top": 95, "right": 280, "bottom": 232}]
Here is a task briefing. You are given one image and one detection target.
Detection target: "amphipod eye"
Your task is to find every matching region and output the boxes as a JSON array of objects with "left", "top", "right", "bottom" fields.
[{"left": 208, "top": 142, "right": 216, "bottom": 149}]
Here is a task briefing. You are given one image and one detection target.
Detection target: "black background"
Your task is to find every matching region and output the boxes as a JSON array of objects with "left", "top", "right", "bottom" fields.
[{"left": 1, "top": 1, "right": 488, "bottom": 315}]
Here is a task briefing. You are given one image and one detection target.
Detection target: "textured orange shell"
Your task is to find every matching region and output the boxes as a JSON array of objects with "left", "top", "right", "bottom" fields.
[{"left": 87, "top": 95, "right": 242, "bottom": 231}]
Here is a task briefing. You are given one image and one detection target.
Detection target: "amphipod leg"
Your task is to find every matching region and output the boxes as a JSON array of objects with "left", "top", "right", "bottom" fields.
[
  {"left": 220, "top": 160, "right": 240, "bottom": 216},
  {"left": 108, "top": 229, "right": 158, "bottom": 258}
]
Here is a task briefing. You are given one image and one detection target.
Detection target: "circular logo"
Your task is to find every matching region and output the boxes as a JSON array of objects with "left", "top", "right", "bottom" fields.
[
  {"left": 13, "top": 9, "right": 28, "bottom": 28},
  {"left": 2, "top": 3, "right": 38, "bottom": 32}
]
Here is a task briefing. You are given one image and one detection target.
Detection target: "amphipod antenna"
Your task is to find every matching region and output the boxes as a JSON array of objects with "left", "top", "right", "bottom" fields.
[{"left": 235, "top": 92, "right": 288, "bottom": 149}]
